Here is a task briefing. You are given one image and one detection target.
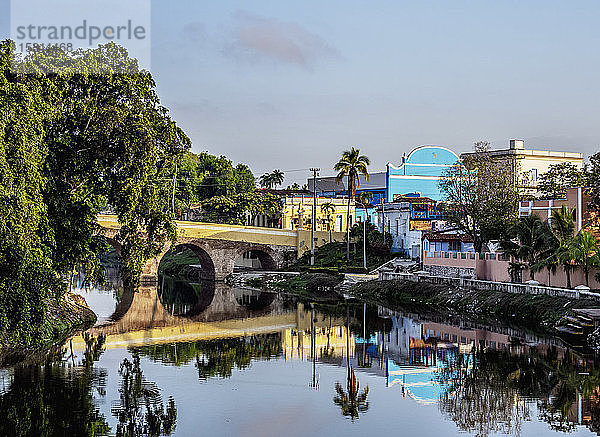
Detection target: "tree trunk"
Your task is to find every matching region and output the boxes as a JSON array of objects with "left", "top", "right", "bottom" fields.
[
  {"left": 585, "top": 267, "right": 590, "bottom": 287},
  {"left": 346, "top": 195, "right": 351, "bottom": 261},
  {"left": 473, "top": 236, "right": 483, "bottom": 254},
  {"left": 565, "top": 266, "right": 572, "bottom": 289}
]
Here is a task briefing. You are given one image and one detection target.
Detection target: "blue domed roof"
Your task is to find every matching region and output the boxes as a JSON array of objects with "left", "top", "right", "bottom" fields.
[{"left": 405, "top": 146, "right": 459, "bottom": 165}]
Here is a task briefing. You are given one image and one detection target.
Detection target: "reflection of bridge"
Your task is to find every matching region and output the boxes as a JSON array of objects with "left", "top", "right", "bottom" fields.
[
  {"left": 71, "top": 283, "right": 349, "bottom": 352},
  {"left": 98, "top": 214, "right": 343, "bottom": 281}
]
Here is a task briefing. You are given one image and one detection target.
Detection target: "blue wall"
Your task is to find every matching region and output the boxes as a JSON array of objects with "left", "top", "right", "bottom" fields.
[{"left": 387, "top": 146, "right": 459, "bottom": 201}]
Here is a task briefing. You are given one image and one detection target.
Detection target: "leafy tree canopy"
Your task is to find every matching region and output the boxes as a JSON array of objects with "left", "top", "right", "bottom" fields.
[
  {"left": 439, "top": 142, "right": 520, "bottom": 252},
  {"left": 0, "top": 40, "right": 190, "bottom": 344},
  {"left": 537, "top": 162, "right": 588, "bottom": 199}
]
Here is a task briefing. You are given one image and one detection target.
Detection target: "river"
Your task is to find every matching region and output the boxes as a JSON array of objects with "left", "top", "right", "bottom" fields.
[{"left": 1, "top": 273, "right": 600, "bottom": 436}]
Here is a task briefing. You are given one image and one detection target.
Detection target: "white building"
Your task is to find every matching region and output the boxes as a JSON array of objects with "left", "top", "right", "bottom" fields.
[{"left": 376, "top": 202, "right": 423, "bottom": 258}]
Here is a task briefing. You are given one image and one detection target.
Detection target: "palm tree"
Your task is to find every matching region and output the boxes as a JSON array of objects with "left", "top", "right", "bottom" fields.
[
  {"left": 259, "top": 172, "right": 273, "bottom": 189},
  {"left": 500, "top": 214, "right": 555, "bottom": 281},
  {"left": 333, "top": 368, "right": 369, "bottom": 420},
  {"left": 550, "top": 206, "right": 576, "bottom": 288},
  {"left": 357, "top": 192, "right": 373, "bottom": 270},
  {"left": 270, "top": 169, "right": 285, "bottom": 188},
  {"left": 320, "top": 202, "right": 336, "bottom": 243},
  {"left": 334, "top": 148, "right": 370, "bottom": 261},
  {"left": 568, "top": 229, "right": 600, "bottom": 287}
]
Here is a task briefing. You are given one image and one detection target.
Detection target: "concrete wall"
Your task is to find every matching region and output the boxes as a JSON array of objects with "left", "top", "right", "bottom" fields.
[{"left": 424, "top": 249, "right": 600, "bottom": 289}]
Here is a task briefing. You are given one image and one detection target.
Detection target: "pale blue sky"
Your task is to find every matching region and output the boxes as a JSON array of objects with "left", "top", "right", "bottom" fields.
[{"left": 2, "top": 1, "right": 600, "bottom": 184}]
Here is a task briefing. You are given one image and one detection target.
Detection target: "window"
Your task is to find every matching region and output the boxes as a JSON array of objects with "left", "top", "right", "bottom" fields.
[
  {"left": 531, "top": 168, "right": 538, "bottom": 182},
  {"left": 448, "top": 240, "right": 461, "bottom": 252}
]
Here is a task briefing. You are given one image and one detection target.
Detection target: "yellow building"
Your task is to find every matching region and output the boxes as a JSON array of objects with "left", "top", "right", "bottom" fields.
[
  {"left": 461, "top": 139, "right": 584, "bottom": 195},
  {"left": 281, "top": 195, "right": 355, "bottom": 232}
]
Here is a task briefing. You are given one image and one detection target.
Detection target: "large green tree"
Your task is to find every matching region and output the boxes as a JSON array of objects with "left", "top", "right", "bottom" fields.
[
  {"left": 172, "top": 151, "right": 255, "bottom": 212},
  {"left": 439, "top": 142, "right": 520, "bottom": 252},
  {"left": 0, "top": 40, "right": 190, "bottom": 343}
]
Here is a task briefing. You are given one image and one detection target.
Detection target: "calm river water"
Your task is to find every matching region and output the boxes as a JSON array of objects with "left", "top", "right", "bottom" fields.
[{"left": 1, "top": 275, "right": 600, "bottom": 436}]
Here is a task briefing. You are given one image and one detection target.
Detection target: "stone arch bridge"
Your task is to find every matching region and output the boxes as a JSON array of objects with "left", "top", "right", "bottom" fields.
[{"left": 98, "top": 215, "right": 330, "bottom": 282}]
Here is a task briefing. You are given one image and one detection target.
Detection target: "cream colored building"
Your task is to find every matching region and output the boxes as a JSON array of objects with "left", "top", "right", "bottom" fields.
[
  {"left": 281, "top": 195, "right": 355, "bottom": 232},
  {"left": 461, "top": 139, "right": 584, "bottom": 196}
]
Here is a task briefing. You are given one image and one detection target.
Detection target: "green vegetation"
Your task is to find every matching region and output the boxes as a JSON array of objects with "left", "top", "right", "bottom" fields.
[
  {"left": 500, "top": 214, "right": 555, "bottom": 281},
  {"left": 349, "top": 279, "right": 600, "bottom": 333},
  {"left": 537, "top": 162, "right": 589, "bottom": 199},
  {"left": 0, "top": 40, "right": 190, "bottom": 347},
  {"left": 158, "top": 246, "right": 201, "bottom": 280},
  {"left": 200, "top": 191, "right": 281, "bottom": 225},
  {"left": 501, "top": 209, "right": 600, "bottom": 287},
  {"left": 258, "top": 169, "right": 285, "bottom": 189},
  {"left": 133, "top": 335, "right": 282, "bottom": 379},
  {"left": 334, "top": 147, "right": 370, "bottom": 260},
  {"left": 292, "top": 223, "right": 392, "bottom": 273},
  {"left": 273, "top": 272, "right": 344, "bottom": 299},
  {"left": 439, "top": 141, "right": 520, "bottom": 252}
]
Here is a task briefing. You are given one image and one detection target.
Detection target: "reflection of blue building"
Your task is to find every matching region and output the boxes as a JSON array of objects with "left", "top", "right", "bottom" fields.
[{"left": 380, "top": 312, "right": 473, "bottom": 405}]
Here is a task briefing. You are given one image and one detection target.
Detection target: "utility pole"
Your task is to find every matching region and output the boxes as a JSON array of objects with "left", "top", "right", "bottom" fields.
[
  {"left": 310, "top": 168, "right": 320, "bottom": 266},
  {"left": 381, "top": 198, "right": 385, "bottom": 246},
  {"left": 363, "top": 210, "right": 367, "bottom": 270}
]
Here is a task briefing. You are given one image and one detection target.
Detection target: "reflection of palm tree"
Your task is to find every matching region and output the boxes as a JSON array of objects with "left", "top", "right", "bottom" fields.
[{"left": 333, "top": 368, "right": 369, "bottom": 420}]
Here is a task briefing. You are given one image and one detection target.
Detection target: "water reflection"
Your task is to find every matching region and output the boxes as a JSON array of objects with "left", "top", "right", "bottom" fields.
[
  {"left": 112, "top": 353, "right": 177, "bottom": 436},
  {"left": 9, "top": 274, "right": 600, "bottom": 435}
]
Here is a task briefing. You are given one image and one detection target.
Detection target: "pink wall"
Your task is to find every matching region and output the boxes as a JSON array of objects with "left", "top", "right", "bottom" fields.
[
  {"left": 423, "top": 251, "right": 476, "bottom": 268},
  {"left": 476, "top": 257, "right": 511, "bottom": 282},
  {"left": 427, "top": 251, "right": 600, "bottom": 289},
  {"left": 524, "top": 267, "right": 600, "bottom": 289}
]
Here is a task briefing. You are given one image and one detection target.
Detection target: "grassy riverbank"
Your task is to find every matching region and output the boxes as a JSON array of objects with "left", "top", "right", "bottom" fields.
[
  {"left": 291, "top": 241, "right": 394, "bottom": 273},
  {"left": 0, "top": 294, "right": 96, "bottom": 367},
  {"left": 349, "top": 279, "right": 600, "bottom": 334}
]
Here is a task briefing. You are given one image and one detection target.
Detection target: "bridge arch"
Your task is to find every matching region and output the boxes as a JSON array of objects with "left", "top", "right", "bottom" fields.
[
  {"left": 234, "top": 246, "right": 277, "bottom": 271},
  {"left": 159, "top": 243, "right": 216, "bottom": 281}
]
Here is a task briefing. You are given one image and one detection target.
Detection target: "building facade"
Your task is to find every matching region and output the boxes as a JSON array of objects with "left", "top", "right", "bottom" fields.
[
  {"left": 309, "top": 145, "right": 459, "bottom": 225},
  {"left": 280, "top": 195, "right": 355, "bottom": 233},
  {"left": 518, "top": 187, "right": 591, "bottom": 232},
  {"left": 386, "top": 145, "right": 460, "bottom": 201},
  {"left": 375, "top": 195, "right": 446, "bottom": 257},
  {"left": 461, "top": 139, "right": 584, "bottom": 196}
]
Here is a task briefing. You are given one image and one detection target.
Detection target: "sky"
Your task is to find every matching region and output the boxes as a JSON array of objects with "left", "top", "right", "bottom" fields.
[{"left": 2, "top": 0, "right": 600, "bottom": 185}]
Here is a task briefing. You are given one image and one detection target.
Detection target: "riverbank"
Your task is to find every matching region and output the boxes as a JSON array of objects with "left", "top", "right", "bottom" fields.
[
  {"left": 349, "top": 279, "right": 600, "bottom": 335},
  {"left": 254, "top": 271, "right": 600, "bottom": 336},
  {"left": 0, "top": 293, "right": 97, "bottom": 367}
]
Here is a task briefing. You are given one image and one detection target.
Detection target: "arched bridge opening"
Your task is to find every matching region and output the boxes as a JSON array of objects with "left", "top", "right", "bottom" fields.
[
  {"left": 234, "top": 248, "right": 277, "bottom": 272},
  {"left": 159, "top": 244, "right": 216, "bottom": 282}
]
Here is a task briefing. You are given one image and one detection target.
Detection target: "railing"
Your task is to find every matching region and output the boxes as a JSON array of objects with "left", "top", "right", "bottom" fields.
[
  {"left": 425, "top": 251, "right": 476, "bottom": 259},
  {"left": 410, "top": 211, "right": 445, "bottom": 220},
  {"left": 378, "top": 271, "right": 600, "bottom": 301}
]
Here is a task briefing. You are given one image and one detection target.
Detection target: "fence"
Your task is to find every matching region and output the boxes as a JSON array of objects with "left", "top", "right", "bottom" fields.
[{"left": 378, "top": 271, "right": 600, "bottom": 301}]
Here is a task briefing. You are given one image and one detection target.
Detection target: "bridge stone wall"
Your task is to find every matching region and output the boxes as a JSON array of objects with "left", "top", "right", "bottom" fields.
[{"left": 140, "top": 237, "right": 295, "bottom": 282}]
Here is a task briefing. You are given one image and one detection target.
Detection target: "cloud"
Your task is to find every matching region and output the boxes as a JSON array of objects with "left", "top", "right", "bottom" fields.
[
  {"left": 183, "top": 22, "right": 207, "bottom": 43},
  {"left": 225, "top": 12, "right": 341, "bottom": 67}
]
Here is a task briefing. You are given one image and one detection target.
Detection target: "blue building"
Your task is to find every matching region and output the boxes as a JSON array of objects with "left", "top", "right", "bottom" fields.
[
  {"left": 309, "top": 145, "right": 458, "bottom": 224},
  {"left": 386, "top": 145, "right": 459, "bottom": 201}
]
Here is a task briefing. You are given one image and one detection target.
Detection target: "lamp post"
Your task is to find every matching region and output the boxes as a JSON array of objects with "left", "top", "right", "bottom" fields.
[{"left": 310, "top": 168, "right": 320, "bottom": 266}]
